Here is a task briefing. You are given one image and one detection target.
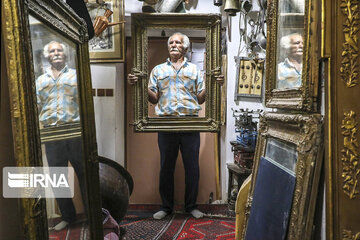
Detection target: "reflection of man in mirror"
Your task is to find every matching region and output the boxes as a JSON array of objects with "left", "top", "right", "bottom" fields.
[
  {"left": 36, "top": 41, "right": 79, "bottom": 126},
  {"left": 128, "top": 32, "right": 224, "bottom": 220},
  {"left": 277, "top": 33, "right": 303, "bottom": 89},
  {"left": 36, "top": 41, "right": 86, "bottom": 231}
]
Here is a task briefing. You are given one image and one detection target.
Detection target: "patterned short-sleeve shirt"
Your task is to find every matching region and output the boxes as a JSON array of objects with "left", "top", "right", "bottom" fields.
[
  {"left": 148, "top": 58, "right": 205, "bottom": 116},
  {"left": 277, "top": 58, "right": 302, "bottom": 89},
  {"left": 36, "top": 65, "right": 80, "bottom": 127}
]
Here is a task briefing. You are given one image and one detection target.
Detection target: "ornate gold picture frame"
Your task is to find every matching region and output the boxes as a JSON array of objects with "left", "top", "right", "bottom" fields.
[
  {"left": 87, "top": 0, "right": 125, "bottom": 63},
  {"left": 131, "top": 13, "right": 222, "bottom": 132},
  {"left": 2, "top": 0, "right": 103, "bottom": 238},
  {"left": 265, "top": 0, "right": 320, "bottom": 111},
  {"left": 242, "top": 112, "right": 323, "bottom": 240}
]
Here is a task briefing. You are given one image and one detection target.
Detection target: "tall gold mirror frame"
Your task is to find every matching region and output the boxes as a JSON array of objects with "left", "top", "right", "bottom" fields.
[
  {"left": 131, "top": 13, "right": 222, "bottom": 132},
  {"left": 2, "top": 0, "right": 103, "bottom": 239},
  {"left": 242, "top": 113, "right": 323, "bottom": 240},
  {"left": 265, "top": 0, "right": 320, "bottom": 111}
]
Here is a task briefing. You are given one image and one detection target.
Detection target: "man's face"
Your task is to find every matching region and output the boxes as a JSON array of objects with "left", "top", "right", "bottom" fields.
[
  {"left": 168, "top": 34, "right": 186, "bottom": 58},
  {"left": 48, "top": 42, "right": 65, "bottom": 67},
  {"left": 288, "top": 34, "right": 303, "bottom": 59}
]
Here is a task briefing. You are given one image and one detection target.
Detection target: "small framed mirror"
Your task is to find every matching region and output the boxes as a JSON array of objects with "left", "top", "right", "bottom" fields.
[
  {"left": 265, "top": 0, "right": 319, "bottom": 111},
  {"left": 242, "top": 112, "right": 323, "bottom": 239},
  {"left": 2, "top": 0, "right": 103, "bottom": 238},
  {"left": 131, "top": 13, "right": 222, "bottom": 132}
]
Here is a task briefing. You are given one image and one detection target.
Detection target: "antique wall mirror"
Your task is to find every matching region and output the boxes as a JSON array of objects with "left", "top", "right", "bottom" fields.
[
  {"left": 131, "top": 13, "right": 222, "bottom": 132},
  {"left": 2, "top": 0, "right": 103, "bottom": 239},
  {"left": 241, "top": 113, "right": 323, "bottom": 240},
  {"left": 265, "top": 0, "right": 319, "bottom": 111}
]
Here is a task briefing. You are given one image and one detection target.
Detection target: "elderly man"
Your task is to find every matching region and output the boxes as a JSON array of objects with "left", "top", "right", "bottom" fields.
[
  {"left": 36, "top": 41, "right": 87, "bottom": 230},
  {"left": 128, "top": 32, "right": 223, "bottom": 219},
  {"left": 277, "top": 33, "right": 303, "bottom": 88}
]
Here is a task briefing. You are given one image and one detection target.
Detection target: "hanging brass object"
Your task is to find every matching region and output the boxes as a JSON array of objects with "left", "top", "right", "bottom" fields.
[
  {"left": 156, "top": 0, "right": 183, "bottom": 12},
  {"left": 214, "top": 0, "right": 223, "bottom": 6},
  {"left": 224, "top": 0, "right": 240, "bottom": 16},
  {"left": 93, "top": 9, "right": 125, "bottom": 37}
]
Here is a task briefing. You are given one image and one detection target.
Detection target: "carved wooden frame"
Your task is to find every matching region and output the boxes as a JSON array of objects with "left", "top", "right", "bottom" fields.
[
  {"left": 324, "top": 0, "right": 360, "bottom": 238},
  {"left": 265, "top": 0, "right": 320, "bottom": 111},
  {"left": 131, "top": 13, "right": 222, "bottom": 132},
  {"left": 242, "top": 112, "right": 323, "bottom": 240},
  {"left": 2, "top": 0, "right": 103, "bottom": 239}
]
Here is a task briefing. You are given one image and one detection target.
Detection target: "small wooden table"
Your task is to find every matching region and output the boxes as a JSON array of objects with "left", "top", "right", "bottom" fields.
[{"left": 227, "top": 163, "right": 252, "bottom": 211}]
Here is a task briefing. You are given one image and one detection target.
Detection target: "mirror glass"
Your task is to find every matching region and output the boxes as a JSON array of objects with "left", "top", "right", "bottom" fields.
[
  {"left": 29, "top": 15, "right": 89, "bottom": 236},
  {"left": 275, "top": 0, "right": 305, "bottom": 89},
  {"left": 265, "top": 137, "right": 297, "bottom": 173},
  {"left": 146, "top": 29, "right": 206, "bottom": 118}
]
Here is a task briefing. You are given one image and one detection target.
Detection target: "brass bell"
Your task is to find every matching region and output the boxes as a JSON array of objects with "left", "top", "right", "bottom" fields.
[{"left": 224, "top": 0, "right": 240, "bottom": 16}]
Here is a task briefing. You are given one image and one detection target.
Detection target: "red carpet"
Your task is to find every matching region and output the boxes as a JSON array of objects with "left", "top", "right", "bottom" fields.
[
  {"left": 46, "top": 205, "right": 235, "bottom": 239},
  {"left": 48, "top": 221, "right": 89, "bottom": 240},
  {"left": 120, "top": 204, "right": 235, "bottom": 240},
  {"left": 48, "top": 215, "right": 89, "bottom": 240}
]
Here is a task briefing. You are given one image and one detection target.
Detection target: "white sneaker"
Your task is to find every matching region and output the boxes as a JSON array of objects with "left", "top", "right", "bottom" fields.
[
  {"left": 153, "top": 210, "right": 168, "bottom": 219},
  {"left": 190, "top": 209, "right": 204, "bottom": 219},
  {"left": 54, "top": 220, "right": 69, "bottom": 231}
]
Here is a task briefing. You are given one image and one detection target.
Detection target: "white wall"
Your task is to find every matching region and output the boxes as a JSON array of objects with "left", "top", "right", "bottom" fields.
[
  {"left": 91, "top": 63, "right": 125, "bottom": 166},
  {"left": 221, "top": 7, "right": 266, "bottom": 199}
]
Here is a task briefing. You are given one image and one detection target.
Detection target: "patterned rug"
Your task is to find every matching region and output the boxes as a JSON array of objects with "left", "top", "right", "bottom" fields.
[
  {"left": 120, "top": 204, "right": 235, "bottom": 240},
  {"left": 48, "top": 219, "right": 89, "bottom": 240}
]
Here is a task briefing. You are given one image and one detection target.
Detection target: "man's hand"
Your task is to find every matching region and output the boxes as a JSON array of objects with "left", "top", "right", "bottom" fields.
[
  {"left": 127, "top": 74, "right": 138, "bottom": 85},
  {"left": 215, "top": 75, "right": 225, "bottom": 86}
]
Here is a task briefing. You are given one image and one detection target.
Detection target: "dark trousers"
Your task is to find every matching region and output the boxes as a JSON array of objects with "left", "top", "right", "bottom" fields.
[
  {"left": 45, "top": 137, "right": 87, "bottom": 223},
  {"left": 158, "top": 132, "right": 200, "bottom": 213}
]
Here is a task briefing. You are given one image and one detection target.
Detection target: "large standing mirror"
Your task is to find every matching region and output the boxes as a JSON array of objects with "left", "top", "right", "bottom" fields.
[
  {"left": 29, "top": 15, "right": 90, "bottom": 237},
  {"left": 131, "top": 13, "right": 221, "bottom": 132},
  {"left": 265, "top": 0, "right": 319, "bottom": 111},
  {"left": 241, "top": 113, "right": 323, "bottom": 240},
  {"left": 2, "top": 0, "right": 103, "bottom": 239}
]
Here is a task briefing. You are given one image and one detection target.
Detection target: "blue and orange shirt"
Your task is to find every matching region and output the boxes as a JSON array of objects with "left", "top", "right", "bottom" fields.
[
  {"left": 36, "top": 65, "right": 80, "bottom": 127},
  {"left": 148, "top": 58, "right": 205, "bottom": 116},
  {"left": 277, "top": 58, "right": 302, "bottom": 89}
]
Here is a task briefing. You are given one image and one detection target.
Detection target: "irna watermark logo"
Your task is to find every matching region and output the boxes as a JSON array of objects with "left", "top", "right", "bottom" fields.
[{"left": 3, "top": 167, "right": 74, "bottom": 198}]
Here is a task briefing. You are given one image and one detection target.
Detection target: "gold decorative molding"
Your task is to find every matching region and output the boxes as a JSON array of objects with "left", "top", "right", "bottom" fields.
[
  {"left": 131, "top": 13, "right": 222, "bottom": 132},
  {"left": 343, "top": 229, "right": 360, "bottom": 240},
  {"left": 264, "top": 0, "right": 318, "bottom": 112},
  {"left": 242, "top": 113, "right": 323, "bottom": 240},
  {"left": 340, "top": 0, "right": 359, "bottom": 88},
  {"left": 341, "top": 111, "right": 360, "bottom": 199},
  {"left": 2, "top": 0, "right": 104, "bottom": 238}
]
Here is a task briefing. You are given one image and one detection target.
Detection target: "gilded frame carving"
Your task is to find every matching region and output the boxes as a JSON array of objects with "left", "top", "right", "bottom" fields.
[
  {"left": 131, "top": 13, "right": 222, "bottom": 132},
  {"left": 265, "top": 0, "right": 320, "bottom": 111},
  {"left": 325, "top": 0, "right": 360, "bottom": 238},
  {"left": 2, "top": 0, "right": 103, "bottom": 239},
  {"left": 242, "top": 112, "right": 323, "bottom": 240}
]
